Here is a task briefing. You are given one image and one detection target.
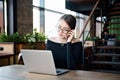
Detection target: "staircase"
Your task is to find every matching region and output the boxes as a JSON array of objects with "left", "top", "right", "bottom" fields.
[{"left": 91, "top": 1, "right": 120, "bottom": 72}]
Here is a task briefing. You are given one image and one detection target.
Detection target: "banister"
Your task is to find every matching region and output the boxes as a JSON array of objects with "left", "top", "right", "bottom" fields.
[{"left": 79, "top": 0, "right": 100, "bottom": 38}]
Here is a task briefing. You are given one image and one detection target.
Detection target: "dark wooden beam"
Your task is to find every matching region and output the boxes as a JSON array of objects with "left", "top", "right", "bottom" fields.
[{"left": 66, "top": 0, "right": 97, "bottom": 3}]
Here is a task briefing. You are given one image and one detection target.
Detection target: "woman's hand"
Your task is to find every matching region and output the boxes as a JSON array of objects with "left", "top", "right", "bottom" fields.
[{"left": 67, "top": 30, "right": 74, "bottom": 42}]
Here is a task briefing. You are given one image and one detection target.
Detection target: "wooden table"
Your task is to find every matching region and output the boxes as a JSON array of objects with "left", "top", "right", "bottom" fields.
[
  {"left": 0, "top": 65, "right": 120, "bottom": 80},
  {"left": 0, "top": 54, "right": 14, "bottom": 65}
]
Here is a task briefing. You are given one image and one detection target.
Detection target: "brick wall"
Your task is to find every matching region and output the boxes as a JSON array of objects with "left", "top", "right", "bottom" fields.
[{"left": 17, "top": 0, "right": 33, "bottom": 34}]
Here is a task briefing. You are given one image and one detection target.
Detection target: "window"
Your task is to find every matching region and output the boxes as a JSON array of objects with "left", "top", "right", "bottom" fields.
[
  {"left": 33, "top": 7, "right": 40, "bottom": 32},
  {"left": 44, "top": 0, "right": 78, "bottom": 37},
  {"left": 33, "top": 0, "right": 40, "bottom": 7},
  {"left": 33, "top": 0, "right": 85, "bottom": 39},
  {"left": 45, "top": 11, "right": 61, "bottom": 37},
  {"left": 0, "top": 1, "right": 3, "bottom": 33}
]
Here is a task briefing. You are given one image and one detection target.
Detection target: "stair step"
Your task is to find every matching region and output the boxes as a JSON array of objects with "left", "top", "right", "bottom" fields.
[
  {"left": 99, "top": 33, "right": 120, "bottom": 36},
  {"left": 107, "top": 28, "right": 120, "bottom": 30},
  {"left": 110, "top": 16, "right": 120, "bottom": 19},
  {"left": 92, "top": 61, "right": 120, "bottom": 65},
  {"left": 99, "top": 39, "right": 120, "bottom": 41},
  {"left": 109, "top": 33, "right": 120, "bottom": 35},
  {"left": 114, "top": 3, "right": 120, "bottom": 6},
  {"left": 97, "top": 46, "right": 120, "bottom": 49},
  {"left": 108, "top": 11, "right": 120, "bottom": 15},
  {"left": 110, "top": 7, "right": 120, "bottom": 11},
  {"left": 94, "top": 53, "right": 120, "bottom": 57},
  {"left": 106, "top": 22, "right": 120, "bottom": 24}
]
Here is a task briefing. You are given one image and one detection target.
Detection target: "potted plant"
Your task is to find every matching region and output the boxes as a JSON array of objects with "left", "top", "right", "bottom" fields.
[
  {"left": 18, "top": 28, "right": 46, "bottom": 49},
  {"left": 84, "top": 36, "right": 100, "bottom": 47},
  {"left": 0, "top": 28, "right": 46, "bottom": 55},
  {"left": 0, "top": 29, "right": 46, "bottom": 42}
]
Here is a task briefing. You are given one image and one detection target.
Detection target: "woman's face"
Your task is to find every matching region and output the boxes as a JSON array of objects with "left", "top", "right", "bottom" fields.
[{"left": 56, "top": 19, "right": 71, "bottom": 39}]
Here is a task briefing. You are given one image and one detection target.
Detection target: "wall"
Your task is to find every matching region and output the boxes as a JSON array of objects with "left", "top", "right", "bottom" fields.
[
  {"left": 0, "top": 11, "right": 3, "bottom": 33},
  {"left": 16, "top": 0, "right": 33, "bottom": 34}
]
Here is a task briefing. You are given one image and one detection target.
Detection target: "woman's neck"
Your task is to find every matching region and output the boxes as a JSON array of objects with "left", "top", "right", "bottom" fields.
[{"left": 57, "top": 37, "right": 67, "bottom": 43}]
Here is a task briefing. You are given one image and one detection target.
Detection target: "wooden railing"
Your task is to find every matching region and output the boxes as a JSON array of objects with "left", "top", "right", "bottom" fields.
[
  {"left": 79, "top": 0, "right": 100, "bottom": 39},
  {"left": 80, "top": 0, "right": 101, "bottom": 68}
]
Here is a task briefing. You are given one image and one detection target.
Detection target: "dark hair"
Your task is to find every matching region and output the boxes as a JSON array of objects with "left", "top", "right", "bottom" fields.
[{"left": 60, "top": 14, "right": 76, "bottom": 29}]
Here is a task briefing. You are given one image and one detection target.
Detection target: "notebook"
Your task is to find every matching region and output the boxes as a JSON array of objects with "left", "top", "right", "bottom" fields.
[{"left": 21, "top": 49, "right": 69, "bottom": 75}]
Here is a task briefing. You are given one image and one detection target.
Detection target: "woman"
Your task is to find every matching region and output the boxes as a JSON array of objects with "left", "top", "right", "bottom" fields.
[{"left": 46, "top": 14, "right": 83, "bottom": 70}]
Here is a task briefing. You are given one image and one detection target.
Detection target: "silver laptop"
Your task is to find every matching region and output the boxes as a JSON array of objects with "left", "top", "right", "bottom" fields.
[{"left": 21, "top": 49, "right": 69, "bottom": 75}]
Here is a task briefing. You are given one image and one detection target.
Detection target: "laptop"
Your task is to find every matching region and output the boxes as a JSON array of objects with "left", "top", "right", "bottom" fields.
[{"left": 21, "top": 49, "right": 69, "bottom": 75}]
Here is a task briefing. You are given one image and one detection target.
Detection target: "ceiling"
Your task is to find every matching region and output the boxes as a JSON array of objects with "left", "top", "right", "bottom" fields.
[{"left": 66, "top": 0, "right": 110, "bottom": 16}]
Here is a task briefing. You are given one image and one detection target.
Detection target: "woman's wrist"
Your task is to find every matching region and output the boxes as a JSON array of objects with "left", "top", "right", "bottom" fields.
[
  {"left": 67, "top": 37, "right": 74, "bottom": 42},
  {"left": 67, "top": 39, "right": 72, "bottom": 42}
]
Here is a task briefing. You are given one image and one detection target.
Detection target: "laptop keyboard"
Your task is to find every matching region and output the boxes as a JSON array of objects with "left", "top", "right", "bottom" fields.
[{"left": 56, "top": 70, "right": 62, "bottom": 73}]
